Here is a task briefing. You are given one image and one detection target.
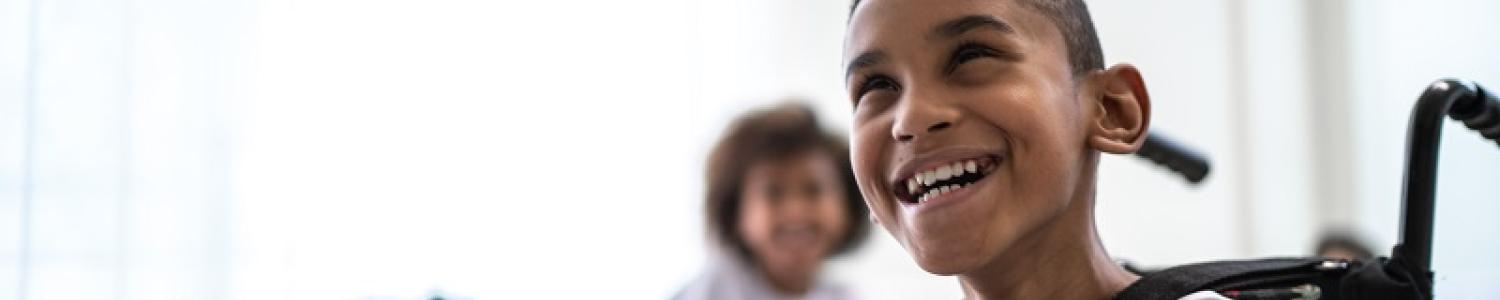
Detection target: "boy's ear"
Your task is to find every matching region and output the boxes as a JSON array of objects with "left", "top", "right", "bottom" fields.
[{"left": 1085, "top": 64, "right": 1151, "bottom": 154}]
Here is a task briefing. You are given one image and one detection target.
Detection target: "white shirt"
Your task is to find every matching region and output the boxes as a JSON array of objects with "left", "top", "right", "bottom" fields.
[{"left": 674, "top": 259, "right": 857, "bottom": 300}]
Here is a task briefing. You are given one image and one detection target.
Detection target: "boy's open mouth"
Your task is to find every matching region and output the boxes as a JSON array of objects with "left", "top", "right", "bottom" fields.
[{"left": 893, "top": 155, "right": 1001, "bottom": 204}]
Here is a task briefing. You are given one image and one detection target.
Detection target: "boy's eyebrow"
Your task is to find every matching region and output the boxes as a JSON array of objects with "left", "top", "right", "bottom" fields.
[
  {"left": 844, "top": 15, "right": 1011, "bottom": 80},
  {"left": 932, "top": 14, "right": 1014, "bottom": 40},
  {"left": 844, "top": 50, "right": 886, "bottom": 81}
]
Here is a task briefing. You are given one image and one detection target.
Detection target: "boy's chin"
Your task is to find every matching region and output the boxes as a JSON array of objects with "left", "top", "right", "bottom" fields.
[
  {"left": 901, "top": 225, "right": 1028, "bottom": 276},
  {"left": 913, "top": 254, "right": 988, "bottom": 275},
  {"left": 905, "top": 242, "right": 995, "bottom": 275}
]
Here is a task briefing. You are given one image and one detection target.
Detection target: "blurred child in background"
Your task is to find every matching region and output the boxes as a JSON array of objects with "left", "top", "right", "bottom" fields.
[{"left": 675, "top": 102, "right": 869, "bottom": 300}]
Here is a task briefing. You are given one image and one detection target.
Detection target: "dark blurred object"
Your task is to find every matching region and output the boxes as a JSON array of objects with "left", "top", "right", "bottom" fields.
[
  {"left": 1135, "top": 133, "right": 1212, "bottom": 184},
  {"left": 427, "top": 288, "right": 471, "bottom": 300},
  {"left": 1315, "top": 230, "right": 1375, "bottom": 261}
]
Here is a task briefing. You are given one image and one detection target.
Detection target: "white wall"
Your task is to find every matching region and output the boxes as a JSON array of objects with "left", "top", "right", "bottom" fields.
[
  {"left": 0, "top": 0, "right": 251, "bottom": 298},
  {"left": 235, "top": 0, "right": 703, "bottom": 299},
  {"left": 0, "top": 0, "right": 29, "bottom": 296}
]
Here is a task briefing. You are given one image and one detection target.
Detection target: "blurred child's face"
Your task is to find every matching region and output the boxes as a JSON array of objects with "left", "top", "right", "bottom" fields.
[
  {"left": 737, "top": 151, "right": 851, "bottom": 277},
  {"left": 844, "top": 0, "right": 1091, "bottom": 274}
]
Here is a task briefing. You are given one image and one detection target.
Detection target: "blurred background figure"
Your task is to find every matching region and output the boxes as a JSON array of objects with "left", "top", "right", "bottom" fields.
[
  {"left": 1314, "top": 230, "right": 1375, "bottom": 262},
  {"left": 676, "top": 102, "right": 868, "bottom": 300}
]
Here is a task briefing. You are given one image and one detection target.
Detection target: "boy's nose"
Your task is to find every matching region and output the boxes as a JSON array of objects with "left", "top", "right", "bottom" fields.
[
  {"left": 894, "top": 121, "right": 951, "bottom": 142},
  {"left": 892, "top": 96, "right": 959, "bottom": 142}
]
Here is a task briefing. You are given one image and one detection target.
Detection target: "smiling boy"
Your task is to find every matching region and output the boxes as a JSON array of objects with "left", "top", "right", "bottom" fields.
[{"left": 841, "top": 0, "right": 1206, "bottom": 299}]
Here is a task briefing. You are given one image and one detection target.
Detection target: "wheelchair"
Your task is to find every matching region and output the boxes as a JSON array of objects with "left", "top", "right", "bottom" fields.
[{"left": 1120, "top": 78, "right": 1500, "bottom": 300}]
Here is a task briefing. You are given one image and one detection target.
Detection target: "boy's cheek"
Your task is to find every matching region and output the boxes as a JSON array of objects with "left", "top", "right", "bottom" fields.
[
  {"left": 850, "top": 124, "right": 893, "bottom": 198},
  {"left": 850, "top": 163, "right": 905, "bottom": 243}
]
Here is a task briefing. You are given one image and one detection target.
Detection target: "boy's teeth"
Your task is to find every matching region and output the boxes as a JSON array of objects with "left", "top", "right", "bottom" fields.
[
  {"left": 905, "top": 158, "right": 991, "bottom": 203},
  {"left": 914, "top": 159, "right": 984, "bottom": 188},
  {"left": 918, "top": 184, "right": 966, "bottom": 203},
  {"left": 936, "top": 165, "right": 953, "bottom": 181}
]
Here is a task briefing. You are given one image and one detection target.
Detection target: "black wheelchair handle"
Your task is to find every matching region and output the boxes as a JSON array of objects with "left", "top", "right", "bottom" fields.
[
  {"left": 1135, "top": 133, "right": 1211, "bottom": 184},
  {"left": 1394, "top": 79, "right": 1499, "bottom": 293},
  {"left": 1446, "top": 82, "right": 1500, "bottom": 146}
]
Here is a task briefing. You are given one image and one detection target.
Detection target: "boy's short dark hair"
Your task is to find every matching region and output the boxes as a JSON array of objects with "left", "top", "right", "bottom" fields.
[
  {"left": 850, "top": 0, "right": 1104, "bottom": 76},
  {"left": 704, "top": 102, "right": 869, "bottom": 262}
]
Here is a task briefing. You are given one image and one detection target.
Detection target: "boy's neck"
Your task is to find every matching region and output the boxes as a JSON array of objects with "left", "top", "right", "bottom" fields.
[{"left": 957, "top": 167, "right": 1139, "bottom": 300}]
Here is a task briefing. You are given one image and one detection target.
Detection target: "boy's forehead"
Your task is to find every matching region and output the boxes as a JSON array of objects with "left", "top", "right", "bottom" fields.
[{"left": 844, "top": 0, "right": 1054, "bottom": 61}]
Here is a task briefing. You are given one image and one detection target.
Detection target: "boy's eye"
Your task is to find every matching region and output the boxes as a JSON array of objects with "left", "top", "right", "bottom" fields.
[
  {"left": 852, "top": 76, "right": 900, "bottom": 108},
  {"left": 947, "top": 42, "right": 1011, "bottom": 73},
  {"left": 855, "top": 75, "right": 900, "bottom": 104},
  {"left": 955, "top": 46, "right": 989, "bottom": 64}
]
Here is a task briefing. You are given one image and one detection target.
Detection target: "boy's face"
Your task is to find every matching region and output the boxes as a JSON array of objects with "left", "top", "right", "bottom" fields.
[{"left": 844, "top": 0, "right": 1092, "bottom": 274}]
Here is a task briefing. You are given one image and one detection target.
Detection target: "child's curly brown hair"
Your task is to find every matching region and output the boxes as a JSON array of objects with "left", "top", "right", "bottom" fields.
[{"left": 703, "top": 102, "right": 869, "bottom": 263}]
